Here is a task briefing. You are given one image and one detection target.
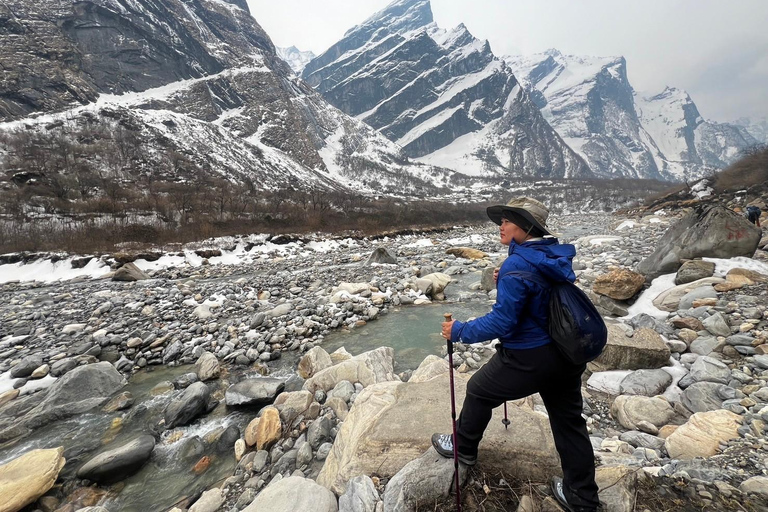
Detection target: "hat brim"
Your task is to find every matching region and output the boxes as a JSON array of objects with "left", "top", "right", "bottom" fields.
[{"left": 486, "top": 205, "right": 552, "bottom": 236}]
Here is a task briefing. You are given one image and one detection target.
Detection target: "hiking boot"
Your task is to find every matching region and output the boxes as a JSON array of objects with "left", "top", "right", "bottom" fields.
[
  {"left": 551, "top": 477, "right": 576, "bottom": 512},
  {"left": 431, "top": 433, "right": 477, "bottom": 466},
  {"left": 550, "top": 477, "right": 599, "bottom": 512}
]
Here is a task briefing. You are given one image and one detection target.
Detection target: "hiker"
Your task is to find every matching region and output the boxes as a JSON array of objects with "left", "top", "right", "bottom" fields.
[
  {"left": 747, "top": 205, "right": 762, "bottom": 227},
  {"left": 433, "top": 197, "right": 600, "bottom": 512}
]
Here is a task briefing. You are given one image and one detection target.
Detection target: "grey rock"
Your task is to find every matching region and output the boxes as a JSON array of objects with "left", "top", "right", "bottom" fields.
[
  {"left": 339, "top": 475, "right": 380, "bottom": 512},
  {"left": 619, "top": 431, "right": 665, "bottom": 451},
  {"left": 112, "top": 262, "right": 150, "bottom": 281},
  {"left": 688, "top": 356, "right": 731, "bottom": 385},
  {"left": 365, "top": 247, "right": 397, "bottom": 265},
  {"left": 727, "top": 334, "right": 755, "bottom": 346},
  {"left": 10, "top": 355, "right": 43, "bottom": 378},
  {"left": 689, "top": 336, "right": 720, "bottom": 356},
  {"left": 702, "top": 313, "right": 731, "bottom": 337},
  {"left": 307, "top": 416, "right": 332, "bottom": 450},
  {"left": 619, "top": 369, "right": 673, "bottom": 396},
  {"left": 675, "top": 260, "right": 716, "bottom": 285},
  {"left": 77, "top": 434, "right": 155, "bottom": 484},
  {"left": 225, "top": 377, "right": 285, "bottom": 407},
  {"left": 327, "top": 380, "right": 356, "bottom": 403},
  {"left": 682, "top": 381, "right": 727, "bottom": 413},
  {"left": 164, "top": 381, "right": 210, "bottom": 428},
  {"left": 382, "top": 447, "right": 468, "bottom": 512},
  {"left": 20, "top": 362, "right": 126, "bottom": 431}
]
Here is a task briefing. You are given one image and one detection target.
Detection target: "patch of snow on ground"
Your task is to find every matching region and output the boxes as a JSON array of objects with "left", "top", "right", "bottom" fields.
[
  {"left": 0, "top": 258, "right": 109, "bottom": 284},
  {"left": 615, "top": 220, "right": 635, "bottom": 231},
  {"left": 586, "top": 370, "right": 632, "bottom": 395},
  {"left": 588, "top": 236, "right": 622, "bottom": 246},
  {"left": 623, "top": 273, "right": 677, "bottom": 320},
  {"left": 402, "top": 239, "right": 434, "bottom": 248},
  {"left": 704, "top": 257, "right": 768, "bottom": 278}
]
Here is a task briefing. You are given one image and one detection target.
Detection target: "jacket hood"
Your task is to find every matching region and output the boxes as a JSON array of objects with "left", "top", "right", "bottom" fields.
[{"left": 508, "top": 238, "right": 576, "bottom": 283}]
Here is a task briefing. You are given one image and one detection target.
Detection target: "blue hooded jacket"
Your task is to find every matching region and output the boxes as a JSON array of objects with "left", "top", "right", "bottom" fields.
[{"left": 450, "top": 238, "right": 577, "bottom": 349}]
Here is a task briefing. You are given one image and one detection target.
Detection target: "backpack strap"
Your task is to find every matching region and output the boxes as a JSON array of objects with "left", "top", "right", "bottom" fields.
[
  {"left": 502, "top": 271, "right": 550, "bottom": 333},
  {"left": 503, "top": 270, "right": 550, "bottom": 288}
]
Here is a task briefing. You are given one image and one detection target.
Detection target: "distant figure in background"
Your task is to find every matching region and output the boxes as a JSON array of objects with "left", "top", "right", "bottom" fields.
[{"left": 747, "top": 205, "right": 762, "bottom": 227}]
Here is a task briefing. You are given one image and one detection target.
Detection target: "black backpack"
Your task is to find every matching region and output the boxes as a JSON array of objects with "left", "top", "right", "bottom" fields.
[{"left": 506, "top": 271, "right": 608, "bottom": 365}]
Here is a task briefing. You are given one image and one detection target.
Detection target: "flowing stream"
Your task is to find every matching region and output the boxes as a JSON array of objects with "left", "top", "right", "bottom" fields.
[{"left": 0, "top": 266, "right": 496, "bottom": 510}]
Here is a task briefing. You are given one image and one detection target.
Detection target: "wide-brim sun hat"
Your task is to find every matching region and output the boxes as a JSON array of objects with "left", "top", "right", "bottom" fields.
[{"left": 487, "top": 196, "right": 552, "bottom": 236}]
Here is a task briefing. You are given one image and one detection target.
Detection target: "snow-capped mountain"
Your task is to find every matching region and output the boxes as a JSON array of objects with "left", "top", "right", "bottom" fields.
[
  {"left": 733, "top": 117, "right": 768, "bottom": 145},
  {"left": 276, "top": 46, "right": 316, "bottom": 74},
  {"left": 302, "top": 0, "right": 591, "bottom": 179},
  {"left": 504, "top": 50, "right": 756, "bottom": 180},
  {"left": 0, "top": 0, "right": 454, "bottom": 196}
]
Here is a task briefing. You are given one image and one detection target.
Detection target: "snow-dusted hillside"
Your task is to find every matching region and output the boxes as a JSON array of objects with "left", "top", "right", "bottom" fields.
[
  {"left": 276, "top": 46, "right": 316, "bottom": 74},
  {"left": 0, "top": 0, "right": 455, "bottom": 196},
  {"left": 505, "top": 50, "right": 756, "bottom": 181},
  {"left": 733, "top": 117, "right": 768, "bottom": 145},
  {"left": 302, "top": 0, "right": 591, "bottom": 179}
]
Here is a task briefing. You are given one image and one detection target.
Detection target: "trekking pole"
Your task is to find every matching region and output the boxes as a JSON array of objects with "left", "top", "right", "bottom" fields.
[
  {"left": 443, "top": 313, "right": 462, "bottom": 512},
  {"left": 503, "top": 402, "right": 510, "bottom": 430}
]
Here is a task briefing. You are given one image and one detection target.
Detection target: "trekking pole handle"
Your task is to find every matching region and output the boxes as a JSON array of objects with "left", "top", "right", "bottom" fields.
[{"left": 444, "top": 313, "right": 453, "bottom": 355}]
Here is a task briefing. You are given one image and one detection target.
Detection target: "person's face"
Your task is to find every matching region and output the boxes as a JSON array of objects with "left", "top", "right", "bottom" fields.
[{"left": 499, "top": 217, "right": 527, "bottom": 245}]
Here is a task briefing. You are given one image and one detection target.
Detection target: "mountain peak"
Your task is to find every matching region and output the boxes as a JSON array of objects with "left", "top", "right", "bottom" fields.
[{"left": 353, "top": 0, "right": 433, "bottom": 36}]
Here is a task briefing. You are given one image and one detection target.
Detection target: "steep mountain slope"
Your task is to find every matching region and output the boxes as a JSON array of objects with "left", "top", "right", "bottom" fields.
[
  {"left": 733, "top": 117, "right": 768, "bottom": 145},
  {"left": 0, "top": 0, "right": 452, "bottom": 196},
  {"left": 302, "top": 0, "right": 591, "bottom": 179},
  {"left": 636, "top": 87, "right": 757, "bottom": 180},
  {"left": 276, "top": 46, "right": 316, "bottom": 74},
  {"left": 505, "top": 50, "right": 756, "bottom": 181}
]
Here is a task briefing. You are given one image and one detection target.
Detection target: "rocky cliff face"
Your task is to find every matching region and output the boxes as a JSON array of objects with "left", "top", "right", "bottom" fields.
[
  {"left": 302, "top": 0, "right": 591, "bottom": 179},
  {"left": 505, "top": 51, "right": 756, "bottom": 181},
  {"left": 0, "top": 0, "right": 452, "bottom": 195}
]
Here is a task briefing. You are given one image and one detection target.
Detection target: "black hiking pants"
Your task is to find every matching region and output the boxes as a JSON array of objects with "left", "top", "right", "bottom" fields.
[{"left": 455, "top": 343, "right": 600, "bottom": 511}]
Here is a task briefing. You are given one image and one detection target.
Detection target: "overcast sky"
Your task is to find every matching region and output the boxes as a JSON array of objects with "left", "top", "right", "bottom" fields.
[{"left": 246, "top": 0, "right": 768, "bottom": 122}]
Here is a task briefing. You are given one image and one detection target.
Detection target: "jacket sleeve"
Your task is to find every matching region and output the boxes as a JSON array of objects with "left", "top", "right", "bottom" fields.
[{"left": 450, "top": 274, "right": 528, "bottom": 344}]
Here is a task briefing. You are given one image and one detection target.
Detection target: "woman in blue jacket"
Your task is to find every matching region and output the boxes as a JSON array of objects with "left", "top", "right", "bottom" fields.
[{"left": 433, "top": 197, "right": 600, "bottom": 512}]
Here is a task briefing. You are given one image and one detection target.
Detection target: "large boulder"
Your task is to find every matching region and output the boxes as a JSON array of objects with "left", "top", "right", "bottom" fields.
[
  {"left": 593, "top": 269, "right": 645, "bottom": 300},
  {"left": 225, "top": 378, "right": 285, "bottom": 407},
  {"left": 665, "top": 410, "right": 741, "bottom": 459},
  {"left": 76, "top": 435, "right": 155, "bottom": 484},
  {"left": 382, "top": 447, "right": 468, "bottom": 512},
  {"left": 0, "top": 447, "right": 66, "bottom": 512},
  {"left": 112, "top": 262, "right": 150, "bottom": 281},
  {"left": 592, "top": 325, "right": 671, "bottom": 371},
  {"left": 164, "top": 382, "right": 210, "bottom": 428},
  {"left": 22, "top": 362, "right": 126, "bottom": 430},
  {"left": 637, "top": 206, "right": 762, "bottom": 280},
  {"left": 610, "top": 395, "right": 676, "bottom": 430},
  {"left": 317, "top": 374, "right": 559, "bottom": 495},
  {"left": 298, "top": 346, "right": 333, "bottom": 379},
  {"left": 365, "top": 247, "right": 398, "bottom": 265},
  {"left": 303, "top": 347, "right": 398, "bottom": 394},
  {"left": 243, "top": 475, "right": 337, "bottom": 512}
]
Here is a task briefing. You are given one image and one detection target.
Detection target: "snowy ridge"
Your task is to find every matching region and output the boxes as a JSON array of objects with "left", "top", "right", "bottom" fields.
[
  {"left": 0, "top": 0, "right": 461, "bottom": 197},
  {"left": 276, "top": 46, "right": 316, "bottom": 74},
  {"left": 505, "top": 50, "right": 756, "bottom": 181},
  {"left": 303, "top": 0, "right": 590, "bottom": 180}
]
